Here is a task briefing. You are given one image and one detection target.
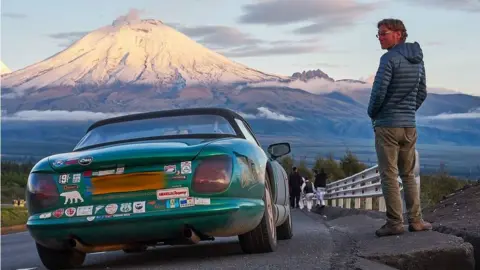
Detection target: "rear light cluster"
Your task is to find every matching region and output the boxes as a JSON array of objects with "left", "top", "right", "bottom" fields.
[
  {"left": 192, "top": 155, "right": 232, "bottom": 193},
  {"left": 26, "top": 173, "right": 59, "bottom": 214}
]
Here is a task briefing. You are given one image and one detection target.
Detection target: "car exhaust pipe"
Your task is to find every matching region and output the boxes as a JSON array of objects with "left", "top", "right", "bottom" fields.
[
  {"left": 70, "top": 238, "right": 131, "bottom": 253},
  {"left": 183, "top": 227, "right": 200, "bottom": 244}
]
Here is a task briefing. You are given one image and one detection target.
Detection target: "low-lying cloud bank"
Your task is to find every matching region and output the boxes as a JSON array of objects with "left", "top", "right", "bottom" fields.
[
  {"left": 238, "top": 107, "right": 299, "bottom": 122},
  {"left": 1, "top": 107, "right": 299, "bottom": 123},
  {"left": 422, "top": 108, "right": 480, "bottom": 120},
  {"left": 243, "top": 77, "right": 461, "bottom": 96},
  {"left": 1, "top": 110, "right": 132, "bottom": 121},
  {"left": 245, "top": 78, "right": 369, "bottom": 94}
]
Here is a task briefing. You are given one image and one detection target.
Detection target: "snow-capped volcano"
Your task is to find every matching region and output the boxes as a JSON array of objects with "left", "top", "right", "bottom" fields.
[
  {"left": 2, "top": 19, "right": 285, "bottom": 92},
  {"left": 1, "top": 61, "right": 11, "bottom": 75}
]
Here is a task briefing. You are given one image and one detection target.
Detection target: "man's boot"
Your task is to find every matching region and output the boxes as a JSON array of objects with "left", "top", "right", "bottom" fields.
[
  {"left": 408, "top": 219, "right": 433, "bottom": 232},
  {"left": 375, "top": 222, "right": 404, "bottom": 237}
]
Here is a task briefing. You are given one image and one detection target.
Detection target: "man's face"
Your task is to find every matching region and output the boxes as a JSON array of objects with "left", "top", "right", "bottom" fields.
[{"left": 377, "top": 25, "right": 402, "bottom": 50}]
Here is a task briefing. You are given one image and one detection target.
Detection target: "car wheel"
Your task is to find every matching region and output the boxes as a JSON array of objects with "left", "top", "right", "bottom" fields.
[
  {"left": 277, "top": 209, "right": 293, "bottom": 240},
  {"left": 238, "top": 174, "right": 277, "bottom": 253},
  {"left": 36, "top": 242, "right": 86, "bottom": 270}
]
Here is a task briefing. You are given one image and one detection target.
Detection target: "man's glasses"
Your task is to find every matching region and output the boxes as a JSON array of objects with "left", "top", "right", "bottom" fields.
[{"left": 376, "top": 31, "right": 392, "bottom": 38}]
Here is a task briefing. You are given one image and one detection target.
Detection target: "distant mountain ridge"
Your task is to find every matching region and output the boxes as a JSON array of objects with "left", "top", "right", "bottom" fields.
[{"left": 1, "top": 17, "right": 479, "bottom": 148}]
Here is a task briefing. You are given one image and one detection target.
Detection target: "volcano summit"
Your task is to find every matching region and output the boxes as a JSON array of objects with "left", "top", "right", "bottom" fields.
[{"left": 1, "top": 19, "right": 284, "bottom": 94}]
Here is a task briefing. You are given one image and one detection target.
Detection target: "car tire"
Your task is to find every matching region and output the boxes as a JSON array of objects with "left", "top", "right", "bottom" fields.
[
  {"left": 238, "top": 174, "right": 277, "bottom": 253},
  {"left": 276, "top": 209, "right": 293, "bottom": 240},
  {"left": 36, "top": 242, "right": 86, "bottom": 270}
]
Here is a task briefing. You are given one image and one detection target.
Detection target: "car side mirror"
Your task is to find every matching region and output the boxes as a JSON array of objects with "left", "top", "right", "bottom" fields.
[{"left": 267, "top": 142, "right": 291, "bottom": 159}]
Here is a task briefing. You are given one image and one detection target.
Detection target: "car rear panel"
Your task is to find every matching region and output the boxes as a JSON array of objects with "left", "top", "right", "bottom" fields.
[{"left": 27, "top": 138, "right": 268, "bottom": 247}]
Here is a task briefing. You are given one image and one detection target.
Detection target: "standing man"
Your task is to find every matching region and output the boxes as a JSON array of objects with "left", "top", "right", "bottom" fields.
[
  {"left": 288, "top": 167, "right": 302, "bottom": 208},
  {"left": 368, "top": 18, "right": 432, "bottom": 237},
  {"left": 314, "top": 168, "right": 327, "bottom": 207}
]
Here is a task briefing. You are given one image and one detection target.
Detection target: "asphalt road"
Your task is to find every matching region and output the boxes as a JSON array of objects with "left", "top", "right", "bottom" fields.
[{"left": 1, "top": 209, "right": 359, "bottom": 270}]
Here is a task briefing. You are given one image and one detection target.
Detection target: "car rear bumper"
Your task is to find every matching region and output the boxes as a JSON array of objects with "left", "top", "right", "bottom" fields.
[{"left": 27, "top": 197, "right": 264, "bottom": 249}]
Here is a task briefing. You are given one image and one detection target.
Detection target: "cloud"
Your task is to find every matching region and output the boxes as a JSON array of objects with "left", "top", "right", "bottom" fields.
[
  {"left": 1, "top": 110, "right": 132, "bottom": 121},
  {"left": 423, "top": 112, "right": 480, "bottom": 120},
  {"left": 2, "top": 108, "right": 299, "bottom": 123},
  {"left": 238, "top": 0, "right": 380, "bottom": 34},
  {"left": 170, "top": 22, "right": 325, "bottom": 57},
  {"left": 47, "top": 31, "right": 89, "bottom": 46},
  {"left": 112, "top": 8, "right": 144, "bottom": 26},
  {"left": 403, "top": 0, "right": 480, "bottom": 12},
  {"left": 174, "top": 25, "right": 263, "bottom": 49},
  {"left": 244, "top": 77, "right": 370, "bottom": 94},
  {"left": 1, "top": 12, "right": 27, "bottom": 19},
  {"left": 223, "top": 44, "right": 324, "bottom": 57},
  {"left": 239, "top": 107, "right": 299, "bottom": 121}
]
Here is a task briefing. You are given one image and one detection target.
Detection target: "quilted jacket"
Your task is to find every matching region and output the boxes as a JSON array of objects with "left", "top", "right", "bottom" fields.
[{"left": 367, "top": 42, "right": 427, "bottom": 127}]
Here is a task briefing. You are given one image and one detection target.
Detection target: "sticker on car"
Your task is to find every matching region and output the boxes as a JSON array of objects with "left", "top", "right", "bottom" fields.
[{"left": 156, "top": 187, "right": 189, "bottom": 200}]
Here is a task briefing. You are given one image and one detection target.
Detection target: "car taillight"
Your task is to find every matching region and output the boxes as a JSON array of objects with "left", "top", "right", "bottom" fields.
[
  {"left": 192, "top": 155, "right": 232, "bottom": 193},
  {"left": 26, "top": 173, "right": 59, "bottom": 214}
]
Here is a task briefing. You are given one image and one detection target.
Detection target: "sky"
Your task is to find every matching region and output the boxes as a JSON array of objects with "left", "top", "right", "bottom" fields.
[{"left": 1, "top": 0, "right": 479, "bottom": 96}]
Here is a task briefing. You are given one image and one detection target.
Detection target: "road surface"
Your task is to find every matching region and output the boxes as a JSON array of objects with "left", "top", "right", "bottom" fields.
[{"left": 1, "top": 209, "right": 360, "bottom": 270}]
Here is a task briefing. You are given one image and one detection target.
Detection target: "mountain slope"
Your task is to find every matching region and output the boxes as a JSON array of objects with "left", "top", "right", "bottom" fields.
[{"left": 1, "top": 19, "right": 285, "bottom": 95}]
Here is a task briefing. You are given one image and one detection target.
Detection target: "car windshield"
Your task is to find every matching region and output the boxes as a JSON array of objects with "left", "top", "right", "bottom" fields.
[{"left": 74, "top": 114, "right": 237, "bottom": 150}]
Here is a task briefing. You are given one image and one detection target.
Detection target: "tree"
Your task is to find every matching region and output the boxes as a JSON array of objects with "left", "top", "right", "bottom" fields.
[
  {"left": 279, "top": 155, "right": 294, "bottom": 175},
  {"left": 340, "top": 150, "right": 368, "bottom": 177},
  {"left": 297, "top": 159, "right": 313, "bottom": 180}
]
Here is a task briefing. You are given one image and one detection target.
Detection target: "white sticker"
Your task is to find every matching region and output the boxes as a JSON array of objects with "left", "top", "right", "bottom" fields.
[
  {"left": 59, "top": 174, "right": 69, "bottom": 184},
  {"left": 120, "top": 203, "right": 132, "bottom": 213},
  {"left": 133, "top": 201, "right": 146, "bottom": 213},
  {"left": 97, "top": 169, "right": 116, "bottom": 176},
  {"left": 181, "top": 161, "right": 192, "bottom": 174},
  {"left": 86, "top": 216, "right": 95, "bottom": 221},
  {"left": 105, "top": 204, "right": 118, "bottom": 215},
  {"left": 65, "top": 207, "right": 76, "bottom": 217},
  {"left": 72, "top": 174, "right": 81, "bottom": 183},
  {"left": 60, "top": 191, "right": 84, "bottom": 204},
  {"left": 164, "top": 165, "right": 176, "bottom": 174},
  {"left": 194, "top": 197, "right": 211, "bottom": 205},
  {"left": 157, "top": 187, "right": 189, "bottom": 200},
  {"left": 116, "top": 167, "right": 124, "bottom": 174},
  {"left": 39, "top": 212, "right": 52, "bottom": 219},
  {"left": 180, "top": 197, "right": 195, "bottom": 208},
  {"left": 77, "top": 206, "right": 93, "bottom": 216}
]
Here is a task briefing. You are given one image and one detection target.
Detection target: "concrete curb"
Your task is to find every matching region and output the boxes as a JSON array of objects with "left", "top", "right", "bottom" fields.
[
  {"left": 1, "top": 224, "right": 27, "bottom": 235},
  {"left": 313, "top": 206, "right": 476, "bottom": 270}
]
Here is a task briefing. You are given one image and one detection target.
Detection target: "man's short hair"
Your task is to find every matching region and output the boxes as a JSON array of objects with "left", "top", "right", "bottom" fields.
[
  {"left": 377, "top": 18, "right": 408, "bottom": 41},
  {"left": 292, "top": 166, "right": 297, "bottom": 171}
]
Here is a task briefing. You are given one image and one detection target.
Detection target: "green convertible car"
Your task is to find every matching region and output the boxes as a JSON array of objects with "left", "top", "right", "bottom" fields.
[{"left": 26, "top": 107, "right": 293, "bottom": 269}]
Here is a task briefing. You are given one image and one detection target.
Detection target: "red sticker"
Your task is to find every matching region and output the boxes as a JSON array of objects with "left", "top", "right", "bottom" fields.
[
  {"left": 53, "top": 208, "right": 64, "bottom": 218},
  {"left": 65, "top": 159, "right": 78, "bottom": 165},
  {"left": 65, "top": 207, "right": 76, "bottom": 217}
]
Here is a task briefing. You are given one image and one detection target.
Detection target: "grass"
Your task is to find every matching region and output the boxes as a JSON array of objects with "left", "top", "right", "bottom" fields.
[{"left": 1, "top": 207, "right": 29, "bottom": 227}]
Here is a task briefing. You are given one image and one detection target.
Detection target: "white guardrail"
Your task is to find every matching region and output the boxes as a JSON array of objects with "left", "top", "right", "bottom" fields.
[{"left": 324, "top": 150, "right": 420, "bottom": 213}]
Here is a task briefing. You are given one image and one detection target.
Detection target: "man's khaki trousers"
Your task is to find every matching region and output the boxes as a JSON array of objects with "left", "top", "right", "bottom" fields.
[{"left": 375, "top": 127, "right": 422, "bottom": 225}]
